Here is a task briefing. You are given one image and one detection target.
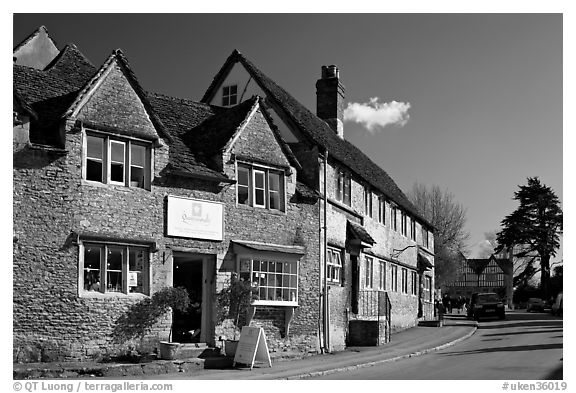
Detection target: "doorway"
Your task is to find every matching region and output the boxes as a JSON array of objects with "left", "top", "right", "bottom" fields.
[{"left": 172, "top": 253, "right": 215, "bottom": 344}]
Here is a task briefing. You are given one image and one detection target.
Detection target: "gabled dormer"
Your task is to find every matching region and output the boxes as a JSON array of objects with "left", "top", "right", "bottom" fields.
[
  {"left": 64, "top": 49, "right": 170, "bottom": 190},
  {"left": 13, "top": 26, "right": 59, "bottom": 70}
]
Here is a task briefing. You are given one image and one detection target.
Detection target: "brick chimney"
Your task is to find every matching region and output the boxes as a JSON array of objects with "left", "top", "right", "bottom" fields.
[{"left": 316, "top": 65, "right": 346, "bottom": 139}]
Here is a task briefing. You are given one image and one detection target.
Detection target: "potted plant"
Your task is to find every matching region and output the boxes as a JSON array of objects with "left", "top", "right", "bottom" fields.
[
  {"left": 154, "top": 286, "right": 191, "bottom": 359},
  {"left": 216, "top": 273, "right": 258, "bottom": 357}
]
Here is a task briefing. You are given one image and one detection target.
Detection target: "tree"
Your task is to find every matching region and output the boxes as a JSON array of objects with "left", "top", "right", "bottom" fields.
[
  {"left": 495, "top": 177, "right": 562, "bottom": 300},
  {"left": 408, "top": 183, "right": 470, "bottom": 288}
]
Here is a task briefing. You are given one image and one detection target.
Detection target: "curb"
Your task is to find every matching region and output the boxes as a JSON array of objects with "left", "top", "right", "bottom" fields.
[{"left": 283, "top": 323, "right": 478, "bottom": 380}]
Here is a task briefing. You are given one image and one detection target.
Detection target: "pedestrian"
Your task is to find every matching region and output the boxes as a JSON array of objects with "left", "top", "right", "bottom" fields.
[{"left": 435, "top": 299, "right": 445, "bottom": 327}]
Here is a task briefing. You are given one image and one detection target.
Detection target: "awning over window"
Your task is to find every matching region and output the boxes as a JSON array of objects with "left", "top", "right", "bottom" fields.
[
  {"left": 417, "top": 251, "right": 434, "bottom": 270},
  {"left": 231, "top": 240, "right": 306, "bottom": 256},
  {"left": 347, "top": 220, "right": 376, "bottom": 248}
]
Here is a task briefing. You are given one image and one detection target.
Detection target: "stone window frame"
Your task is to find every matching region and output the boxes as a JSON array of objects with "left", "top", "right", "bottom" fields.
[
  {"left": 83, "top": 130, "right": 153, "bottom": 190},
  {"left": 236, "top": 161, "right": 286, "bottom": 212},
  {"left": 378, "top": 197, "right": 386, "bottom": 225},
  {"left": 237, "top": 251, "right": 300, "bottom": 307},
  {"left": 78, "top": 240, "right": 151, "bottom": 297},
  {"left": 326, "top": 246, "right": 343, "bottom": 285},
  {"left": 364, "top": 186, "right": 373, "bottom": 218},
  {"left": 401, "top": 211, "right": 408, "bottom": 237},
  {"left": 222, "top": 84, "right": 238, "bottom": 107}
]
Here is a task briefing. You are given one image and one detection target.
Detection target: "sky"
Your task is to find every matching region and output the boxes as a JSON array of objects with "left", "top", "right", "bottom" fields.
[{"left": 11, "top": 12, "right": 564, "bottom": 261}]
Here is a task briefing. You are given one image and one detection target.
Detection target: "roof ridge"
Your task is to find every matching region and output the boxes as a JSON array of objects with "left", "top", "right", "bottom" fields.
[{"left": 43, "top": 43, "right": 96, "bottom": 72}]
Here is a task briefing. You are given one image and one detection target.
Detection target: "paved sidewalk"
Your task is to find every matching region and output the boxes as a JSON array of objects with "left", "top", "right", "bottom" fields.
[{"left": 14, "top": 315, "right": 476, "bottom": 380}]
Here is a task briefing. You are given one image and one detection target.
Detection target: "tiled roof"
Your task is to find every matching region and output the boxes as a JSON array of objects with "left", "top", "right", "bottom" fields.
[
  {"left": 147, "top": 92, "right": 231, "bottom": 182},
  {"left": 466, "top": 256, "right": 512, "bottom": 275},
  {"left": 13, "top": 45, "right": 97, "bottom": 146},
  {"left": 347, "top": 220, "right": 376, "bottom": 245},
  {"left": 201, "top": 50, "right": 431, "bottom": 228}
]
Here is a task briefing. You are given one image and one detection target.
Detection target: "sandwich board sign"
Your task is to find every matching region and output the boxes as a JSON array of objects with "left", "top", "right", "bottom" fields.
[{"left": 233, "top": 326, "right": 272, "bottom": 369}]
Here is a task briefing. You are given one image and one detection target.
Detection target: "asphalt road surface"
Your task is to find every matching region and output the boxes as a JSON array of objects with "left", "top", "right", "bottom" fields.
[{"left": 313, "top": 310, "right": 563, "bottom": 380}]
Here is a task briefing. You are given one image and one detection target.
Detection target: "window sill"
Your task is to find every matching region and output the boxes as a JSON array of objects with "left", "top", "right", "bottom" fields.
[
  {"left": 252, "top": 300, "right": 298, "bottom": 307},
  {"left": 235, "top": 203, "right": 286, "bottom": 216},
  {"left": 79, "top": 291, "right": 149, "bottom": 299},
  {"left": 81, "top": 179, "right": 150, "bottom": 192}
]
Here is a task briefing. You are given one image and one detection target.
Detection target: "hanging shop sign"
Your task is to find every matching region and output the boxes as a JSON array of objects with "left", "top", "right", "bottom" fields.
[{"left": 167, "top": 195, "right": 224, "bottom": 241}]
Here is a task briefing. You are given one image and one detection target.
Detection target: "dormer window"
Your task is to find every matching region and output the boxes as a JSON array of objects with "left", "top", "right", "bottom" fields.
[
  {"left": 84, "top": 132, "right": 151, "bottom": 189},
  {"left": 222, "top": 84, "right": 238, "bottom": 107},
  {"left": 236, "top": 163, "right": 285, "bottom": 212}
]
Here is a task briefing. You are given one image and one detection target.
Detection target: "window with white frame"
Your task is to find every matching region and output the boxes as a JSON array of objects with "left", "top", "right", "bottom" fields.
[
  {"left": 401, "top": 268, "right": 408, "bottom": 293},
  {"left": 411, "top": 271, "right": 418, "bottom": 295},
  {"left": 239, "top": 257, "right": 298, "bottom": 304},
  {"left": 378, "top": 197, "right": 386, "bottom": 225},
  {"left": 424, "top": 275, "right": 432, "bottom": 301},
  {"left": 391, "top": 264, "right": 398, "bottom": 292},
  {"left": 378, "top": 260, "right": 386, "bottom": 290},
  {"left": 364, "top": 187, "right": 372, "bottom": 217},
  {"left": 327, "top": 247, "right": 343, "bottom": 284},
  {"left": 365, "top": 256, "right": 374, "bottom": 289},
  {"left": 335, "top": 169, "right": 351, "bottom": 206},
  {"left": 236, "top": 163, "right": 285, "bottom": 211},
  {"left": 81, "top": 242, "right": 150, "bottom": 295},
  {"left": 222, "top": 84, "right": 238, "bottom": 107},
  {"left": 85, "top": 133, "right": 151, "bottom": 189}
]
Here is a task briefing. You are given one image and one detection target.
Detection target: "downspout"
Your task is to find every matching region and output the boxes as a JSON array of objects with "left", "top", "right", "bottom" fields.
[{"left": 323, "top": 150, "right": 330, "bottom": 352}]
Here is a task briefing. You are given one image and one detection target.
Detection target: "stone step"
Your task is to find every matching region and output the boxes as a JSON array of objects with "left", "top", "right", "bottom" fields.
[{"left": 173, "top": 343, "right": 221, "bottom": 360}]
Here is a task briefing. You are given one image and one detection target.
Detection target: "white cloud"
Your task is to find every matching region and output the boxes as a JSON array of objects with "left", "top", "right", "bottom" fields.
[{"left": 343, "top": 97, "right": 411, "bottom": 132}]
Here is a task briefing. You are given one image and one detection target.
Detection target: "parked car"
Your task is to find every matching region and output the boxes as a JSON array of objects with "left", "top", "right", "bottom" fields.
[
  {"left": 526, "top": 298, "right": 545, "bottom": 312},
  {"left": 467, "top": 292, "right": 506, "bottom": 321},
  {"left": 551, "top": 292, "right": 563, "bottom": 317}
]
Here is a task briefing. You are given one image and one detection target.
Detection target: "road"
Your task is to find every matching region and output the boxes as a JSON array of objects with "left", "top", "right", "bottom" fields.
[{"left": 312, "top": 310, "right": 563, "bottom": 380}]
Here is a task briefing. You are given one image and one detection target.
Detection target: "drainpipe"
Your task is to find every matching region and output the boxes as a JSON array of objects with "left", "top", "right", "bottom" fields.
[{"left": 323, "top": 150, "right": 330, "bottom": 352}]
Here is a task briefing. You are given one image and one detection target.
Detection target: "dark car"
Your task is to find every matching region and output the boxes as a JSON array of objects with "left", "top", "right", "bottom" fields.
[
  {"left": 467, "top": 292, "right": 505, "bottom": 321},
  {"left": 526, "top": 298, "right": 545, "bottom": 312}
]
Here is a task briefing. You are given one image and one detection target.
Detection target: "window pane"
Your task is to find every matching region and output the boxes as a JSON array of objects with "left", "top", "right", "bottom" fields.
[
  {"left": 229, "top": 95, "right": 237, "bottom": 106},
  {"left": 238, "top": 185, "right": 249, "bottom": 204},
  {"left": 130, "top": 167, "right": 144, "bottom": 188},
  {"left": 223, "top": 86, "right": 230, "bottom": 95},
  {"left": 130, "top": 144, "right": 145, "bottom": 167},
  {"left": 230, "top": 85, "right": 237, "bottom": 94},
  {"left": 269, "top": 191, "right": 280, "bottom": 210},
  {"left": 129, "top": 248, "right": 148, "bottom": 294},
  {"left": 110, "top": 163, "right": 124, "bottom": 183},
  {"left": 87, "top": 136, "right": 103, "bottom": 159},
  {"left": 255, "top": 189, "right": 265, "bottom": 206},
  {"left": 84, "top": 245, "right": 101, "bottom": 291},
  {"left": 254, "top": 171, "right": 265, "bottom": 188},
  {"left": 86, "top": 160, "right": 103, "bottom": 182},
  {"left": 238, "top": 167, "right": 249, "bottom": 186},
  {"left": 269, "top": 173, "right": 280, "bottom": 191},
  {"left": 111, "top": 141, "right": 125, "bottom": 163},
  {"left": 107, "top": 247, "right": 123, "bottom": 292}
]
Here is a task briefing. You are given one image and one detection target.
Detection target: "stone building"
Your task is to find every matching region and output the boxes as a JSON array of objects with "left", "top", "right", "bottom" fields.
[{"left": 13, "top": 26, "right": 435, "bottom": 362}]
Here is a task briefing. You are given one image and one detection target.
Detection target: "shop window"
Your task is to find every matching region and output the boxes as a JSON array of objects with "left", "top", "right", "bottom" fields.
[
  {"left": 81, "top": 242, "right": 149, "bottom": 295},
  {"left": 239, "top": 258, "right": 298, "bottom": 305},
  {"left": 222, "top": 84, "right": 238, "bottom": 107},
  {"left": 84, "top": 133, "right": 151, "bottom": 189},
  {"left": 236, "top": 163, "right": 285, "bottom": 211},
  {"left": 327, "top": 247, "right": 343, "bottom": 284},
  {"left": 335, "top": 168, "right": 351, "bottom": 206}
]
